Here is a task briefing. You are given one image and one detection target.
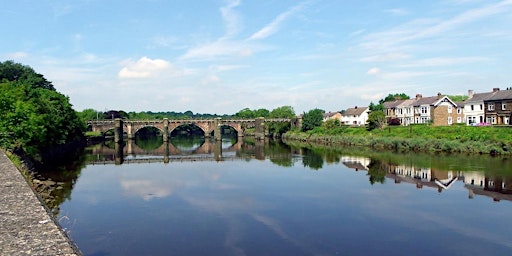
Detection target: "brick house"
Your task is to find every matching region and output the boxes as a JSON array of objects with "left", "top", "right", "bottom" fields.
[
  {"left": 413, "top": 93, "right": 462, "bottom": 126},
  {"left": 484, "top": 88, "right": 512, "bottom": 125},
  {"left": 322, "top": 112, "right": 342, "bottom": 122},
  {"left": 383, "top": 93, "right": 462, "bottom": 126}
]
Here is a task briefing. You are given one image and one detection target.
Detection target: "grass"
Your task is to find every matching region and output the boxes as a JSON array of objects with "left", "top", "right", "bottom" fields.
[{"left": 284, "top": 125, "right": 512, "bottom": 155}]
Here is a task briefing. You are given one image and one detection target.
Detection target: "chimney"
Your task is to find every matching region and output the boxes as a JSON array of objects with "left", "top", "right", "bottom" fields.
[
  {"left": 437, "top": 92, "right": 442, "bottom": 99},
  {"left": 415, "top": 94, "right": 422, "bottom": 100},
  {"left": 354, "top": 106, "right": 358, "bottom": 109},
  {"left": 468, "top": 90, "right": 474, "bottom": 99},
  {"left": 493, "top": 88, "right": 500, "bottom": 92}
]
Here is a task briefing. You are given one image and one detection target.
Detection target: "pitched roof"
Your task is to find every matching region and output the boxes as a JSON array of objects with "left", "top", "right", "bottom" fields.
[
  {"left": 343, "top": 106, "right": 368, "bottom": 116},
  {"left": 413, "top": 95, "right": 439, "bottom": 106},
  {"left": 383, "top": 100, "right": 405, "bottom": 109},
  {"left": 396, "top": 99, "right": 415, "bottom": 108},
  {"left": 486, "top": 90, "right": 512, "bottom": 101},
  {"left": 323, "top": 112, "right": 340, "bottom": 118},
  {"left": 464, "top": 92, "right": 495, "bottom": 104}
]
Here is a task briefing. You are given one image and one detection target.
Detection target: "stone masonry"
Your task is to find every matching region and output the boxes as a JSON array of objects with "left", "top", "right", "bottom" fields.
[{"left": 0, "top": 149, "right": 81, "bottom": 256}]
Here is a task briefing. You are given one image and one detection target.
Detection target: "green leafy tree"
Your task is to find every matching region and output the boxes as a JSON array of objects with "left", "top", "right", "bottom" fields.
[
  {"left": 254, "top": 108, "right": 270, "bottom": 118},
  {"left": 268, "top": 106, "right": 296, "bottom": 135},
  {"left": 322, "top": 119, "right": 340, "bottom": 129},
  {"left": 302, "top": 148, "right": 324, "bottom": 170},
  {"left": 379, "top": 93, "right": 410, "bottom": 104},
  {"left": 0, "top": 61, "right": 85, "bottom": 161},
  {"left": 235, "top": 108, "right": 255, "bottom": 118},
  {"left": 367, "top": 159, "right": 387, "bottom": 185},
  {"left": 78, "top": 109, "right": 103, "bottom": 122},
  {"left": 302, "top": 108, "right": 324, "bottom": 132},
  {"left": 366, "top": 110, "right": 386, "bottom": 131}
]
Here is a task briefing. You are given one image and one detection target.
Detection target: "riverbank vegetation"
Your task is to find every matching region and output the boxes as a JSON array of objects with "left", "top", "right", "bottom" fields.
[
  {"left": 0, "top": 61, "right": 85, "bottom": 164},
  {"left": 284, "top": 124, "right": 512, "bottom": 155}
]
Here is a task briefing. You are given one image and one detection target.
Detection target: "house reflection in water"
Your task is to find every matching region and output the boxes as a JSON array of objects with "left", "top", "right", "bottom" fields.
[
  {"left": 462, "top": 172, "right": 512, "bottom": 202},
  {"left": 341, "top": 155, "right": 512, "bottom": 202},
  {"left": 340, "top": 156, "right": 370, "bottom": 171}
]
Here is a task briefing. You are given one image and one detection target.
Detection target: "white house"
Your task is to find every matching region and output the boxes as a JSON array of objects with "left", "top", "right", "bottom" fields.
[
  {"left": 463, "top": 89, "right": 494, "bottom": 125},
  {"left": 341, "top": 106, "right": 369, "bottom": 126}
]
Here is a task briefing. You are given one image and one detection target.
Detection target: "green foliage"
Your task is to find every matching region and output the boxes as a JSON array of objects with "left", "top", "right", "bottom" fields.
[
  {"left": 446, "top": 95, "right": 469, "bottom": 102},
  {"left": 379, "top": 93, "right": 410, "bottom": 104},
  {"left": 368, "top": 102, "right": 383, "bottom": 111},
  {"left": 0, "top": 60, "right": 54, "bottom": 90},
  {"left": 0, "top": 61, "right": 85, "bottom": 161},
  {"left": 322, "top": 119, "right": 341, "bottom": 129},
  {"left": 301, "top": 108, "right": 324, "bottom": 132},
  {"left": 369, "top": 93, "right": 410, "bottom": 112},
  {"left": 78, "top": 108, "right": 103, "bottom": 123},
  {"left": 268, "top": 106, "right": 296, "bottom": 136},
  {"left": 284, "top": 125, "right": 512, "bottom": 155},
  {"left": 269, "top": 106, "right": 295, "bottom": 118},
  {"left": 366, "top": 111, "right": 386, "bottom": 131}
]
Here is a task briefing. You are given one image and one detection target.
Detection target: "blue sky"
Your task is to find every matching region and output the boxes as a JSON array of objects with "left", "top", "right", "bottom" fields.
[{"left": 2, "top": 0, "right": 511, "bottom": 114}]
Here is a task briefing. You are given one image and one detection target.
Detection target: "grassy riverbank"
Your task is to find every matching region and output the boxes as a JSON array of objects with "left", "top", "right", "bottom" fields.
[{"left": 283, "top": 125, "right": 512, "bottom": 155}]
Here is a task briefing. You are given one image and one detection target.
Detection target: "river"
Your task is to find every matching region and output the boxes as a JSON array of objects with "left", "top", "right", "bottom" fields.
[{"left": 34, "top": 135, "right": 512, "bottom": 256}]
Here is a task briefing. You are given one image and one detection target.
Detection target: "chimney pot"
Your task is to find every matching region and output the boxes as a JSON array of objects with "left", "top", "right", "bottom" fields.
[
  {"left": 468, "top": 90, "right": 474, "bottom": 99},
  {"left": 493, "top": 88, "right": 500, "bottom": 92}
]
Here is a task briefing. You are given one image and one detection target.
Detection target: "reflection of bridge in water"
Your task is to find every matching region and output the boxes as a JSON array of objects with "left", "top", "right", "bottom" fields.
[{"left": 87, "top": 139, "right": 267, "bottom": 165}]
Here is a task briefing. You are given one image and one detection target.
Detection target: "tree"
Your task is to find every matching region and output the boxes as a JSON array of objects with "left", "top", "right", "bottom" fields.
[
  {"left": 0, "top": 60, "right": 54, "bottom": 90},
  {"left": 235, "top": 108, "right": 255, "bottom": 118},
  {"left": 366, "top": 110, "right": 386, "bottom": 131},
  {"left": 378, "top": 93, "right": 410, "bottom": 104},
  {"left": 0, "top": 61, "right": 85, "bottom": 162},
  {"left": 369, "top": 102, "right": 383, "bottom": 111},
  {"left": 254, "top": 108, "right": 270, "bottom": 118},
  {"left": 302, "top": 108, "right": 324, "bottom": 132},
  {"left": 78, "top": 109, "right": 103, "bottom": 122},
  {"left": 269, "top": 106, "right": 295, "bottom": 118},
  {"left": 268, "top": 106, "right": 296, "bottom": 136},
  {"left": 322, "top": 119, "right": 340, "bottom": 129}
]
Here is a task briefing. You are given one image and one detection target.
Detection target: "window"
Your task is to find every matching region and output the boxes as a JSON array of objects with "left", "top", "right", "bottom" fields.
[
  {"left": 488, "top": 103, "right": 495, "bottom": 111},
  {"left": 448, "top": 117, "right": 452, "bottom": 125},
  {"left": 421, "top": 106, "right": 428, "bottom": 114},
  {"left": 457, "top": 117, "right": 461, "bottom": 123},
  {"left": 480, "top": 104, "right": 483, "bottom": 110},
  {"left": 447, "top": 105, "right": 452, "bottom": 113},
  {"left": 457, "top": 108, "right": 462, "bottom": 114},
  {"left": 471, "top": 105, "right": 474, "bottom": 111},
  {"left": 502, "top": 103, "right": 507, "bottom": 110}
]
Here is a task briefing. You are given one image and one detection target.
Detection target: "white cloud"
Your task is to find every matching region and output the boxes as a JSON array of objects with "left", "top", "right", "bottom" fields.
[
  {"left": 385, "top": 8, "right": 410, "bottom": 16},
  {"left": 248, "top": 2, "right": 307, "bottom": 40},
  {"left": 180, "top": 40, "right": 255, "bottom": 60},
  {"left": 367, "top": 67, "right": 381, "bottom": 75},
  {"left": 220, "top": 0, "right": 242, "bottom": 38},
  {"left": 361, "top": 52, "right": 410, "bottom": 62},
  {"left": 398, "top": 56, "right": 489, "bottom": 68},
  {"left": 5, "top": 51, "right": 29, "bottom": 59},
  {"left": 118, "top": 57, "right": 186, "bottom": 78}
]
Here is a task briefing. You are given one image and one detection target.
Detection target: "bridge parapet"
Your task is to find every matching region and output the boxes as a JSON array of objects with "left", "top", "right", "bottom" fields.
[{"left": 87, "top": 118, "right": 293, "bottom": 141}]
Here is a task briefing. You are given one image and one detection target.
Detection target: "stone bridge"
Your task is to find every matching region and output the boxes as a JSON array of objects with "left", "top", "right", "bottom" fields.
[
  {"left": 87, "top": 139, "right": 267, "bottom": 165},
  {"left": 87, "top": 117, "right": 295, "bottom": 142}
]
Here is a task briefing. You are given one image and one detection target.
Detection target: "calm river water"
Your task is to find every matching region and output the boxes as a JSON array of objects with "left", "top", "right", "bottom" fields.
[{"left": 37, "top": 136, "right": 512, "bottom": 256}]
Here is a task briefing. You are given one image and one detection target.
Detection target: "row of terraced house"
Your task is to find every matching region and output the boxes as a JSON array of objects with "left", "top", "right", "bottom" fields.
[{"left": 382, "top": 88, "right": 512, "bottom": 126}]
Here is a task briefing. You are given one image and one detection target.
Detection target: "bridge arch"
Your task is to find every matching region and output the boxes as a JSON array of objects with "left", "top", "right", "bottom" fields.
[
  {"left": 168, "top": 122, "right": 212, "bottom": 138},
  {"left": 132, "top": 125, "right": 165, "bottom": 137}
]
